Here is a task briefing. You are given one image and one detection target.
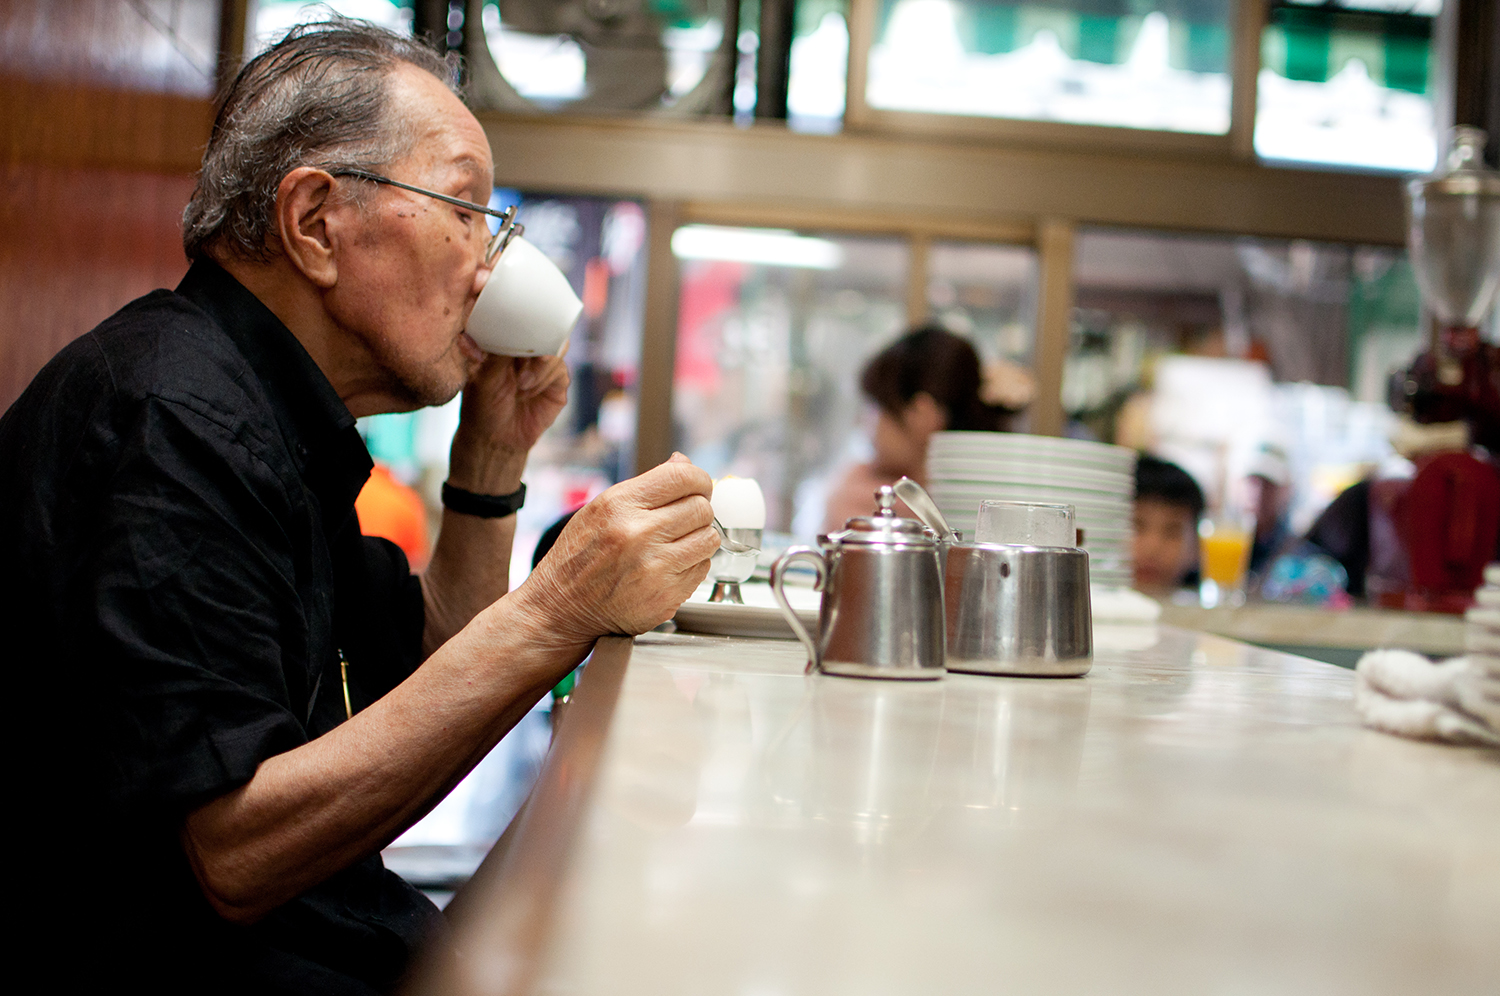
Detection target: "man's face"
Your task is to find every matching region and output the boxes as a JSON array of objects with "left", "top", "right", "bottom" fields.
[
  {"left": 1132, "top": 497, "right": 1197, "bottom": 592},
  {"left": 326, "top": 63, "right": 497, "bottom": 410}
]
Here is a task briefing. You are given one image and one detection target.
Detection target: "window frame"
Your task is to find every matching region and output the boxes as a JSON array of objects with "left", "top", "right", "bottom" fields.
[{"left": 842, "top": 0, "right": 1452, "bottom": 168}]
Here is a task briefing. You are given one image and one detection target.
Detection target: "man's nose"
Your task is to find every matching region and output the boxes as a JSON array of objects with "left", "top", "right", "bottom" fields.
[{"left": 471, "top": 263, "right": 492, "bottom": 297}]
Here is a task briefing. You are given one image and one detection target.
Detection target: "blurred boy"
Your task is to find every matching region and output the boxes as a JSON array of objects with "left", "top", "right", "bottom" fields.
[{"left": 1133, "top": 454, "right": 1206, "bottom": 593}]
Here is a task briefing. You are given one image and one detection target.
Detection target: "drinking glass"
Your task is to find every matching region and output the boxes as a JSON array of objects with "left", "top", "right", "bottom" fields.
[
  {"left": 975, "top": 500, "right": 1076, "bottom": 547},
  {"left": 1198, "top": 516, "right": 1252, "bottom": 607}
]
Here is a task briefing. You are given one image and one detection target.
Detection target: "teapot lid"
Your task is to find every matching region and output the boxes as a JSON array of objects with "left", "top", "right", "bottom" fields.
[{"left": 839, "top": 486, "right": 936, "bottom": 545}]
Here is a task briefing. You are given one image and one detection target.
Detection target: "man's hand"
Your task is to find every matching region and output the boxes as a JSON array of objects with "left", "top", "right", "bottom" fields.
[
  {"left": 447, "top": 350, "right": 570, "bottom": 493},
  {"left": 514, "top": 454, "right": 719, "bottom": 647}
]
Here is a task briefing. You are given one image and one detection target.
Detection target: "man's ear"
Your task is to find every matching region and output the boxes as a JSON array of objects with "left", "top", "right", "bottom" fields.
[
  {"left": 907, "top": 392, "right": 948, "bottom": 435},
  {"left": 274, "top": 167, "right": 342, "bottom": 289}
]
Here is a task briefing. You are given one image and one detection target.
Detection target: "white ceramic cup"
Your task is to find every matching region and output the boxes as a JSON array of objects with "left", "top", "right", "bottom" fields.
[{"left": 466, "top": 235, "right": 584, "bottom": 357}]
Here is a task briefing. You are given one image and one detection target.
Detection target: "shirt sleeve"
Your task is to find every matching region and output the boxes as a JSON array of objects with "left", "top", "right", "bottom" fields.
[{"left": 83, "top": 395, "right": 315, "bottom": 813}]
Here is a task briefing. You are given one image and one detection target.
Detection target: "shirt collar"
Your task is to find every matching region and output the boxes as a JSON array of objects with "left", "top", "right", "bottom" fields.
[{"left": 176, "top": 258, "right": 373, "bottom": 533}]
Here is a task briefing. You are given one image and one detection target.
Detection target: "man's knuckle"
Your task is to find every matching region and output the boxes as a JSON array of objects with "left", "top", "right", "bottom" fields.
[{"left": 619, "top": 519, "right": 650, "bottom": 546}]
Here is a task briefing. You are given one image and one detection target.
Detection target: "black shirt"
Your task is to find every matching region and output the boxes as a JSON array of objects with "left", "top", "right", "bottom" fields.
[{"left": 0, "top": 259, "right": 444, "bottom": 994}]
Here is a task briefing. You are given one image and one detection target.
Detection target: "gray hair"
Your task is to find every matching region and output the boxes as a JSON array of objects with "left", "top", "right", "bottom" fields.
[{"left": 182, "top": 16, "right": 462, "bottom": 262}]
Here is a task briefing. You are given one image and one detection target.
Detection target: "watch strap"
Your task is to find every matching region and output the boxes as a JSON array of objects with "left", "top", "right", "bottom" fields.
[{"left": 441, "top": 481, "right": 526, "bottom": 518}]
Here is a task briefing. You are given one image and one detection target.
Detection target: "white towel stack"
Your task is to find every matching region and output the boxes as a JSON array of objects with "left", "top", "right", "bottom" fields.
[{"left": 1353, "top": 564, "right": 1500, "bottom": 747}]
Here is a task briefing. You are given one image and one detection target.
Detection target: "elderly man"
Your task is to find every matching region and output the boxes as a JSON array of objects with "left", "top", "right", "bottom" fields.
[{"left": 0, "top": 20, "right": 715, "bottom": 995}]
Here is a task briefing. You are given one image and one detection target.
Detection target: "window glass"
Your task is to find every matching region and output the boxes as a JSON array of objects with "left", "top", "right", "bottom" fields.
[
  {"left": 671, "top": 228, "right": 909, "bottom": 539},
  {"left": 1254, "top": 0, "right": 1442, "bottom": 171},
  {"left": 926, "top": 241, "right": 1038, "bottom": 366},
  {"left": 925, "top": 241, "right": 1040, "bottom": 423},
  {"left": 865, "top": 0, "right": 1234, "bottom": 135},
  {"left": 253, "top": 0, "right": 414, "bottom": 49},
  {"left": 480, "top": 0, "right": 736, "bottom": 112},
  {"left": 788, "top": 1, "right": 852, "bottom": 132},
  {"left": 1348, "top": 248, "right": 1424, "bottom": 405},
  {"left": 1070, "top": 227, "right": 1420, "bottom": 532}
]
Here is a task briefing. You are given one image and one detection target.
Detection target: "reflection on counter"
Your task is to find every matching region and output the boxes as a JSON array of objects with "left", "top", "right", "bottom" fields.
[
  {"left": 630, "top": 632, "right": 1100, "bottom": 831},
  {"left": 520, "top": 628, "right": 1497, "bottom": 996}
]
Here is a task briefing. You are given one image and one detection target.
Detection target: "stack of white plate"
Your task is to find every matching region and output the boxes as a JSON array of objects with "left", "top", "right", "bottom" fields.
[
  {"left": 1462, "top": 564, "right": 1500, "bottom": 731},
  {"left": 926, "top": 431, "right": 1137, "bottom": 588}
]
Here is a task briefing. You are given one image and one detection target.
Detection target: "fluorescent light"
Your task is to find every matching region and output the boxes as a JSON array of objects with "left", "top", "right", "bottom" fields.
[{"left": 671, "top": 226, "right": 845, "bottom": 269}]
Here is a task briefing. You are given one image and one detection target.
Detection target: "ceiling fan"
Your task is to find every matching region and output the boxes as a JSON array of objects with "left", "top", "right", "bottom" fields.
[{"left": 460, "top": 0, "right": 739, "bottom": 115}]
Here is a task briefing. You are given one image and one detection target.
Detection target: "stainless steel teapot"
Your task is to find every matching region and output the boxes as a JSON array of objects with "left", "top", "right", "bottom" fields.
[{"left": 770, "top": 487, "right": 946, "bottom": 679}]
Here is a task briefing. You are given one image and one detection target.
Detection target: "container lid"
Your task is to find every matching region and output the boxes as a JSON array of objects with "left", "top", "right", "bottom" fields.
[
  {"left": 838, "top": 486, "right": 935, "bottom": 546},
  {"left": 1408, "top": 126, "right": 1500, "bottom": 199}
]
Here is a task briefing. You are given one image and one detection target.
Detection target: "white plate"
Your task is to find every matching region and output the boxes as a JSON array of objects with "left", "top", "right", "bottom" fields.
[
  {"left": 934, "top": 507, "right": 1131, "bottom": 527},
  {"left": 1465, "top": 607, "right": 1500, "bottom": 628},
  {"left": 927, "top": 459, "right": 1133, "bottom": 488},
  {"left": 934, "top": 501, "right": 1127, "bottom": 511},
  {"left": 930, "top": 462, "right": 1134, "bottom": 484},
  {"left": 934, "top": 506, "right": 1131, "bottom": 522},
  {"left": 930, "top": 484, "right": 1132, "bottom": 504},
  {"left": 929, "top": 450, "right": 1133, "bottom": 470},
  {"left": 931, "top": 430, "right": 1134, "bottom": 456},
  {"left": 929, "top": 482, "right": 1132, "bottom": 501},
  {"left": 673, "top": 583, "right": 820, "bottom": 640},
  {"left": 930, "top": 432, "right": 1136, "bottom": 470},
  {"left": 929, "top": 478, "right": 1133, "bottom": 499}
]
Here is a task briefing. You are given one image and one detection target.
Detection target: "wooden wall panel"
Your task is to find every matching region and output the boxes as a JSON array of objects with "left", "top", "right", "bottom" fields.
[
  {"left": 0, "top": 163, "right": 196, "bottom": 410},
  {"left": 0, "top": 0, "right": 214, "bottom": 412}
]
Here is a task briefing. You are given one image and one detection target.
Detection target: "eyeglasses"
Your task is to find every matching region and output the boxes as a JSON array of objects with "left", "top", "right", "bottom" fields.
[{"left": 331, "top": 168, "right": 523, "bottom": 265}]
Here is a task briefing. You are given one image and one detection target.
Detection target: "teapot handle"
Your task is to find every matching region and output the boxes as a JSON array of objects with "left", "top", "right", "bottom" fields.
[{"left": 771, "top": 546, "right": 826, "bottom": 674}]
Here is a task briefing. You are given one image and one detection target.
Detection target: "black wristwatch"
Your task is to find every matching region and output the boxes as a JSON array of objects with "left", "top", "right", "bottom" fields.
[{"left": 441, "top": 481, "right": 527, "bottom": 518}]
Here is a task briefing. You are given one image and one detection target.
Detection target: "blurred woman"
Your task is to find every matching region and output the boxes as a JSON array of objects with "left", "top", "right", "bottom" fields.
[{"left": 823, "top": 326, "right": 1020, "bottom": 531}]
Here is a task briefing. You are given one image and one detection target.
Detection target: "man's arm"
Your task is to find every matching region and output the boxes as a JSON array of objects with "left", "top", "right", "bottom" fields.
[
  {"left": 181, "top": 458, "right": 718, "bottom": 924},
  {"left": 419, "top": 352, "right": 569, "bottom": 655}
]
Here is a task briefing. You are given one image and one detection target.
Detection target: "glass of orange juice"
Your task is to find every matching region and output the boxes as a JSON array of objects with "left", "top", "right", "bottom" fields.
[{"left": 1198, "top": 517, "right": 1252, "bottom": 608}]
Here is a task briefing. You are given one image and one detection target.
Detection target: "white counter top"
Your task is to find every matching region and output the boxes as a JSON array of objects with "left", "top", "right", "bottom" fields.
[
  {"left": 420, "top": 627, "right": 1499, "bottom": 996},
  {"left": 1158, "top": 602, "right": 1468, "bottom": 656}
]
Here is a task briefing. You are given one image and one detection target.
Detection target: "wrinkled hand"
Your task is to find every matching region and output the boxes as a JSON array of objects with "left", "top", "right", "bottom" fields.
[
  {"left": 519, "top": 455, "right": 718, "bottom": 643},
  {"left": 448, "top": 348, "right": 570, "bottom": 490}
]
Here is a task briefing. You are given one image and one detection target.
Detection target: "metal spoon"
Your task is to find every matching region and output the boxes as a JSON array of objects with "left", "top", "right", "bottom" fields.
[
  {"left": 712, "top": 516, "right": 757, "bottom": 553},
  {"left": 893, "top": 476, "right": 957, "bottom": 543}
]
